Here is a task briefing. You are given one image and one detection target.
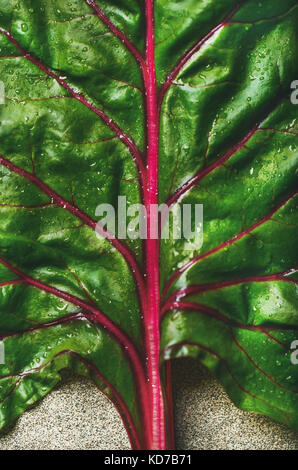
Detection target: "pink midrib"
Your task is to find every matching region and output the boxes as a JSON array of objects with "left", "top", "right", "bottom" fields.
[{"left": 142, "top": 0, "right": 167, "bottom": 450}]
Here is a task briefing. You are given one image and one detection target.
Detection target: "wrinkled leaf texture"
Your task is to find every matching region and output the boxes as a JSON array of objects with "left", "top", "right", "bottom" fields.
[{"left": 0, "top": 0, "right": 297, "bottom": 450}]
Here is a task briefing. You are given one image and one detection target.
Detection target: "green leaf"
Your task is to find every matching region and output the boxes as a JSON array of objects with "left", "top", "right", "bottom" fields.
[{"left": 0, "top": 0, "right": 297, "bottom": 449}]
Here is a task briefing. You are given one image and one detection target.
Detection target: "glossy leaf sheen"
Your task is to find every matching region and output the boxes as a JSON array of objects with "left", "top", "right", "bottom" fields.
[{"left": 0, "top": 0, "right": 297, "bottom": 450}]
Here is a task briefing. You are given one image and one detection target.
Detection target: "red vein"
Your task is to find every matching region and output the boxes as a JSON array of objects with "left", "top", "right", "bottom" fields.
[
  {"left": 158, "top": 4, "right": 244, "bottom": 110},
  {"left": 161, "top": 300, "right": 296, "bottom": 348},
  {"left": 0, "top": 312, "right": 86, "bottom": 341},
  {"left": 0, "top": 377, "right": 23, "bottom": 407},
  {"left": 225, "top": 5, "right": 298, "bottom": 27},
  {"left": 0, "top": 27, "right": 146, "bottom": 184},
  {"left": 0, "top": 257, "right": 141, "bottom": 361},
  {"left": 48, "top": 13, "right": 96, "bottom": 24},
  {"left": 0, "top": 279, "right": 25, "bottom": 287},
  {"left": 64, "top": 136, "right": 117, "bottom": 146},
  {"left": 261, "top": 127, "right": 298, "bottom": 137},
  {"left": 69, "top": 350, "right": 142, "bottom": 449},
  {"left": 0, "top": 255, "right": 151, "bottom": 438},
  {"left": 164, "top": 93, "right": 289, "bottom": 209},
  {"left": 231, "top": 331, "right": 298, "bottom": 394},
  {"left": 163, "top": 191, "right": 297, "bottom": 295},
  {"left": 85, "top": 0, "right": 146, "bottom": 71},
  {"left": 163, "top": 342, "right": 298, "bottom": 415},
  {"left": 142, "top": 0, "right": 167, "bottom": 450},
  {"left": 164, "top": 302, "right": 298, "bottom": 395},
  {"left": 0, "top": 154, "right": 146, "bottom": 307},
  {"left": 65, "top": 265, "right": 98, "bottom": 307},
  {"left": 7, "top": 95, "right": 74, "bottom": 103},
  {"left": 166, "top": 125, "right": 258, "bottom": 207},
  {"left": 0, "top": 349, "right": 141, "bottom": 449},
  {"left": 0, "top": 203, "right": 53, "bottom": 209},
  {"left": 163, "top": 343, "right": 258, "bottom": 402},
  {"left": 164, "top": 271, "right": 298, "bottom": 305}
]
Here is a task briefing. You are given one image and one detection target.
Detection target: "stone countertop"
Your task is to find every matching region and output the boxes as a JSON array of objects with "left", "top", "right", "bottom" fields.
[{"left": 0, "top": 358, "right": 297, "bottom": 450}]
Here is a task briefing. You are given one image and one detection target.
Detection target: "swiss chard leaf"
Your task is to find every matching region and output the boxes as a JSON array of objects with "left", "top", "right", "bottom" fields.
[{"left": 0, "top": 0, "right": 297, "bottom": 449}]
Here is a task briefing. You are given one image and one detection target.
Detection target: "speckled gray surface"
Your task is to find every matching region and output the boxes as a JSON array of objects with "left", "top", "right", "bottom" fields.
[
  {"left": 0, "top": 359, "right": 297, "bottom": 450},
  {"left": 172, "top": 359, "right": 298, "bottom": 450}
]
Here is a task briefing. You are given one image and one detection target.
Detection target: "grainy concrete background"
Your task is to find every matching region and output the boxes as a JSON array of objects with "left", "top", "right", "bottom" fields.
[{"left": 0, "top": 358, "right": 297, "bottom": 450}]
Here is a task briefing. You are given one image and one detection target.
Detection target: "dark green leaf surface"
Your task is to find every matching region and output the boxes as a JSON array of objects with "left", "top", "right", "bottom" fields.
[{"left": 0, "top": 0, "right": 297, "bottom": 448}]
